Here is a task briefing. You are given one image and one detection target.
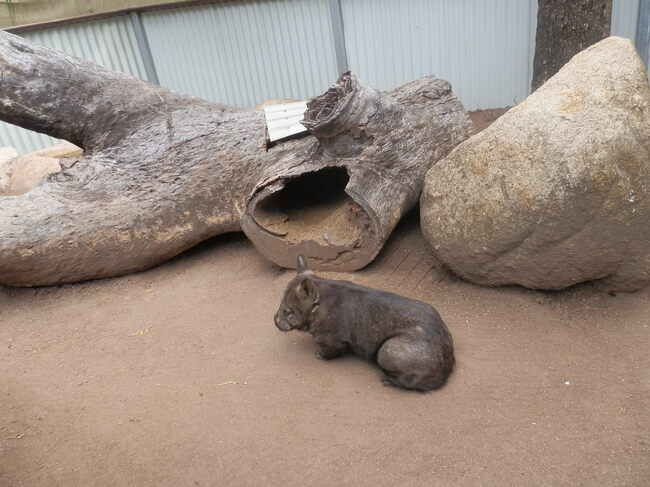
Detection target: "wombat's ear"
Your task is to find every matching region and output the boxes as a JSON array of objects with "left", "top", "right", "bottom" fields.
[
  {"left": 298, "top": 277, "right": 319, "bottom": 302},
  {"left": 296, "top": 254, "right": 312, "bottom": 274}
]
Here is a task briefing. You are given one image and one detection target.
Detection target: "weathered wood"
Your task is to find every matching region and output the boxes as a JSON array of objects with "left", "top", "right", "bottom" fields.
[
  {"left": 0, "top": 31, "right": 470, "bottom": 286},
  {"left": 532, "top": 0, "right": 612, "bottom": 91}
]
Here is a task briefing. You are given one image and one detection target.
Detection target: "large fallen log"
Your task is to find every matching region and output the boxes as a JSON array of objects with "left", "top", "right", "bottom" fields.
[{"left": 0, "top": 31, "right": 470, "bottom": 286}]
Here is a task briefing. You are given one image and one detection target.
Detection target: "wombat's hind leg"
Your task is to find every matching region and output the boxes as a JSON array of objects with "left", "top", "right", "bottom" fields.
[
  {"left": 381, "top": 373, "right": 414, "bottom": 389},
  {"left": 377, "top": 336, "right": 448, "bottom": 392}
]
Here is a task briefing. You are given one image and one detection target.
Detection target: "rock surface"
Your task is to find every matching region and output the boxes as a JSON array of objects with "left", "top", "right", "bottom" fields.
[
  {"left": 421, "top": 37, "right": 650, "bottom": 292},
  {"left": 254, "top": 98, "right": 300, "bottom": 109},
  {"left": 0, "top": 154, "right": 61, "bottom": 196},
  {"left": 0, "top": 146, "right": 19, "bottom": 192},
  {"left": 0, "top": 142, "right": 82, "bottom": 196},
  {"left": 30, "top": 141, "right": 83, "bottom": 159},
  {"left": 0, "top": 146, "right": 18, "bottom": 163}
]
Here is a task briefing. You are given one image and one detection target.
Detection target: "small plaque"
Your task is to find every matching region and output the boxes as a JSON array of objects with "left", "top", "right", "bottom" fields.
[{"left": 264, "top": 101, "right": 308, "bottom": 142}]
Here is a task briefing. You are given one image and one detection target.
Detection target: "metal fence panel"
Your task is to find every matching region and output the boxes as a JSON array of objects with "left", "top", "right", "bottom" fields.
[
  {"left": 611, "top": 0, "right": 648, "bottom": 75},
  {"left": 1, "top": 15, "right": 148, "bottom": 154},
  {"left": 341, "top": 0, "right": 538, "bottom": 110},
  {"left": 142, "top": 0, "right": 340, "bottom": 108},
  {"left": 611, "top": 0, "right": 640, "bottom": 41},
  {"left": 3, "top": 0, "right": 647, "bottom": 155}
]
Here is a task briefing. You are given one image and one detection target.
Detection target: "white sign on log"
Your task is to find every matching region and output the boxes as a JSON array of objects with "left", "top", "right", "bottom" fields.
[{"left": 264, "top": 101, "right": 308, "bottom": 142}]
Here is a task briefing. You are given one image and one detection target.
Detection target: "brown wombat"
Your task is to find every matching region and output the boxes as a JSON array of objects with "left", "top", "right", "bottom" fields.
[{"left": 274, "top": 256, "right": 455, "bottom": 392}]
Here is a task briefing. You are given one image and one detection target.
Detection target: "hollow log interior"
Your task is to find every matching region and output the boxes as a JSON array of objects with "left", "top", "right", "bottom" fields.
[{"left": 253, "top": 167, "right": 369, "bottom": 248}]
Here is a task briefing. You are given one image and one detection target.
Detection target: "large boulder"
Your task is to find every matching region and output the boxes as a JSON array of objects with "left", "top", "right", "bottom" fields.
[
  {"left": 0, "top": 146, "right": 18, "bottom": 163},
  {"left": 30, "top": 141, "right": 82, "bottom": 159},
  {"left": 421, "top": 37, "right": 650, "bottom": 292},
  {"left": 0, "top": 142, "right": 81, "bottom": 196},
  {"left": 0, "top": 147, "right": 19, "bottom": 192},
  {"left": 1, "top": 154, "right": 61, "bottom": 196}
]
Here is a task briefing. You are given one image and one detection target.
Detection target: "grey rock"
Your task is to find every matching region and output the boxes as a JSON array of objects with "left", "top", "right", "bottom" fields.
[
  {"left": 0, "top": 147, "right": 19, "bottom": 192},
  {"left": 0, "top": 147, "right": 18, "bottom": 164},
  {"left": 421, "top": 37, "right": 650, "bottom": 292},
  {"left": 0, "top": 154, "right": 61, "bottom": 196}
]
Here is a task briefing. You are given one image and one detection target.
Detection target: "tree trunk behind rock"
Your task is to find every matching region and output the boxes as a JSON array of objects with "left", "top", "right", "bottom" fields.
[
  {"left": 532, "top": 0, "right": 612, "bottom": 91},
  {"left": 0, "top": 31, "right": 471, "bottom": 287}
]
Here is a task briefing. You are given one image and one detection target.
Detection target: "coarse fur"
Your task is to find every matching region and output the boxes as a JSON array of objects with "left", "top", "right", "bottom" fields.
[{"left": 274, "top": 255, "right": 455, "bottom": 392}]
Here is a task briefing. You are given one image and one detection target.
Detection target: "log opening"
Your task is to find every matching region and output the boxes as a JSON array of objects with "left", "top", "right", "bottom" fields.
[
  {"left": 245, "top": 166, "right": 374, "bottom": 269},
  {"left": 252, "top": 166, "right": 370, "bottom": 247},
  {"left": 242, "top": 71, "right": 473, "bottom": 272}
]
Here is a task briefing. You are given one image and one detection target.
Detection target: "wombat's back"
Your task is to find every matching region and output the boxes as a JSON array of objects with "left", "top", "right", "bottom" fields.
[
  {"left": 319, "top": 277, "right": 449, "bottom": 332},
  {"left": 316, "top": 277, "right": 454, "bottom": 368}
]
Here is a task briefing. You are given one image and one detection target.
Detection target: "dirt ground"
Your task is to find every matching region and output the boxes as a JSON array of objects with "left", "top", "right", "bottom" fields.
[
  {"left": 1, "top": 109, "right": 649, "bottom": 486},
  {"left": 1, "top": 212, "right": 648, "bottom": 486},
  {"left": 469, "top": 108, "right": 511, "bottom": 133}
]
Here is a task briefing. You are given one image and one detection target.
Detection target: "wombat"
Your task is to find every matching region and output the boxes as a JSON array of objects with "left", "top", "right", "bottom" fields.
[{"left": 274, "top": 256, "right": 455, "bottom": 392}]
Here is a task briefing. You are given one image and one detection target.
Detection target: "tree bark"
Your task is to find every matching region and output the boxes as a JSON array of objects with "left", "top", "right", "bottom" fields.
[
  {"left": 532, "top": 0, "right": 612, "bottom": 91},
  {"left": 0, "top": 31, "right": 470, "bottom": 286}
]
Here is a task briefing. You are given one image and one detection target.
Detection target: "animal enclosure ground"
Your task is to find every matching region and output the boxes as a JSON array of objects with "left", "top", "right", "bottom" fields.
[
  {"left": 0, "top": 109, "right": 648, "bottom": 485},
  {"left": 1, "top": 213, "right": 648, "bottom": 486}
]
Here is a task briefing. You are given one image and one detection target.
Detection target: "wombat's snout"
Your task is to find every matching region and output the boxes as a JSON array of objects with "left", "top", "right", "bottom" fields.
[{"left": 274, "top": 312, "right": 291, "bottom": 332}]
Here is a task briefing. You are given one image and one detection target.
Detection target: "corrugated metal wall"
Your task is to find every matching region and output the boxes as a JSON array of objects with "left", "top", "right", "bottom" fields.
[
  {"left": 142, "top": 0, "right": 339, "bottom": 108},
  {"left": 1, "top": 0, "right": 647, "bottom": 153},
  {"left": 341, "top": 0, "right": 538, "bottom": 110},
  {"left": 611, "top": 0, "right": 648, "bottom": 76},
  {"left": 24, "top": 16, "right": 148, "bottom": 77},
  {"left": 611, "top": 0, "right": 639, "bottom": 41},
  {"left": 0, "top": 14, "right": 148, "bottom": 154}
]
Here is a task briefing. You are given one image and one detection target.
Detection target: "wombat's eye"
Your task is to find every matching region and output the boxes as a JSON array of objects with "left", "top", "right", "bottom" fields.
[{"left": 284, "top": 309, "right": 293, "bottom": 317}]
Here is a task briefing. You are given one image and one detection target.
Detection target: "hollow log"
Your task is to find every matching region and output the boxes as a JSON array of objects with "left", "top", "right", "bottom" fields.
[{"left": 0, "top": 31, "right": 471, "bottom": 286}]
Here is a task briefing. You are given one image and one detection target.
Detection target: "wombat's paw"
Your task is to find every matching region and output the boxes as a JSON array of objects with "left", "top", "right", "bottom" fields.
[
  {"left": 315, "top": 351, "right": 328, "bottom": 360},
  {"left": 381, "top": 375, "right": 402, "bottom": 388}
]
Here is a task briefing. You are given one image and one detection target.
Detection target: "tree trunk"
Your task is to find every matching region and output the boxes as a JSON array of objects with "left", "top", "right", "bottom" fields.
[
  {"left": 532, "top": 0, "right": 612, "bottom": 91},
  {"left": 0, "top": 31, "right": 471, "bottom": 287}
]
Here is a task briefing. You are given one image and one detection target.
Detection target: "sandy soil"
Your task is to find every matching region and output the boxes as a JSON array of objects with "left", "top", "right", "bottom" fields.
[
  {"left": 1, "top": 109, "right": 648, "bottom": 486},
  {"left": 1, "top": 211, "right": 648, "bottom": 486},
  {"left": 469, "top": 108, "right": 510, "bottom": 133}
]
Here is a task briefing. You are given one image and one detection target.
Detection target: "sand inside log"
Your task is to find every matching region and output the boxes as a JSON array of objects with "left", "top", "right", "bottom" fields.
[{"left": 253, "top": 167, "right": 371, "bottom": 248}]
